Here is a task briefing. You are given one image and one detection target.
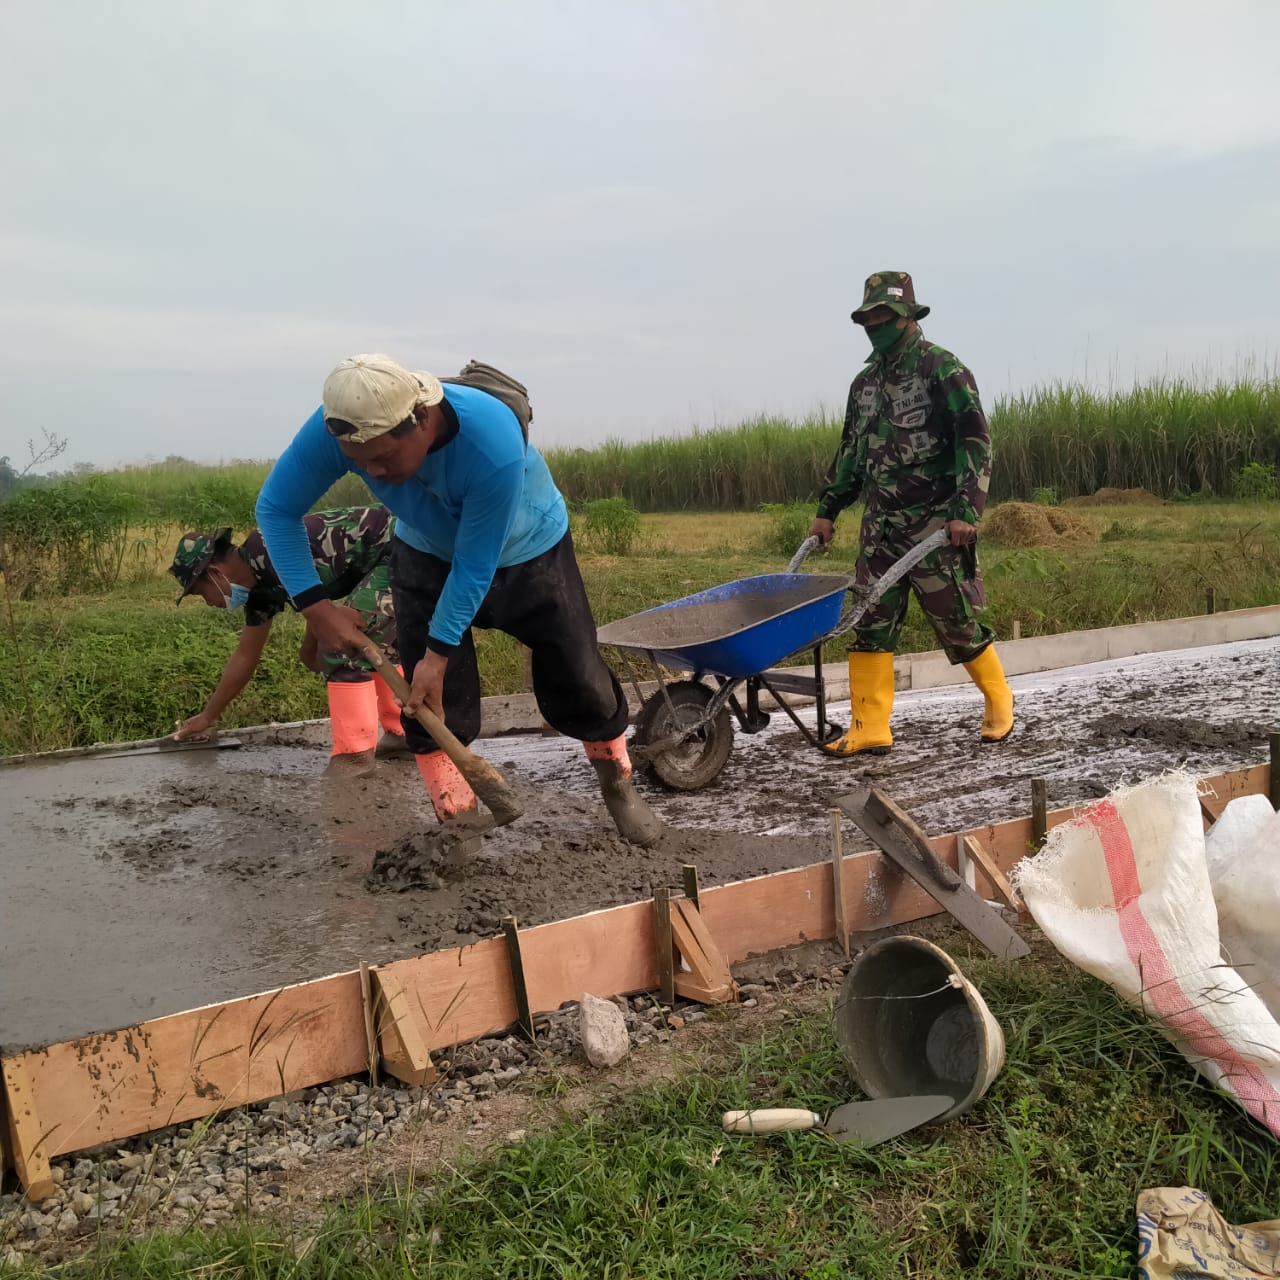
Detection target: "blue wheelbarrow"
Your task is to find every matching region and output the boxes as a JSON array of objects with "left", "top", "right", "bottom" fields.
[{"left": 596, "top": 528, "right": 948, "bottom": 790}]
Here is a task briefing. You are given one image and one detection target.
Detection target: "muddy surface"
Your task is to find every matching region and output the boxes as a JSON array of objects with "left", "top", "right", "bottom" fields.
[{"left": 2, "top": 636, "right": 1276, "bottom": 1050}]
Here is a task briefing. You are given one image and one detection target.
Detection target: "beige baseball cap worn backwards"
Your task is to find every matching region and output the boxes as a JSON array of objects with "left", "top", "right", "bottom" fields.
[{"left": 322, "top": 354, "right": 444, "bottom": 443}]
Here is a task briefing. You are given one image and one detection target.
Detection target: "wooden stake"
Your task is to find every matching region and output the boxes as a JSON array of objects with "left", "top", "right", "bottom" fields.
[
  {"left": 1, "top": 1058, "right": 54, "bottom": 1201},
  {"left": 653, "top": 888, "right": 675, "bottom": 1007},
  {"left": 502, "top": 916, "right": 536, "bottom": 1042},
  {"left": 1205, "top": 586, "right": 1216, "bottom": 615},
  {"left": 1270, "top": 732, "right": 1280, "bottom": 811},
  {"left": 669, "top": 899, "right": 737, "bottom": 1005},
  {"left": 1031, "top": 778, "right": 1048, "bottom": 848},
  {"left": 358, "top": 961, "right": 379, "bottom": 1088},
  {"left": 829, "top": 810, "right": 849, "bottom": 960},
  {"left": 962, "top": 834, "right": 1022, "bottom": 914},
  {"left": 682, "top": 864, "right": 700, "bottom": 911},
  {"left": 1011, "top": 619, "right": 1022, "bottom": 641},
  {"left": 372, "top": 970, "right": 437, "bottom": 1088}
]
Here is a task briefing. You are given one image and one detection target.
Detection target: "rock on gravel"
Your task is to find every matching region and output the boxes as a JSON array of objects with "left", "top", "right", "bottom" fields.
[{"left": 579, "top": 992, "right": 631, "bottom": 1068}]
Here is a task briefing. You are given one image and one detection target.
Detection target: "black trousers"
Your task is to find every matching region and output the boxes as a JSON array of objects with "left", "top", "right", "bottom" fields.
[{"left": 390, "top": 531, "right": 629, "bottom": 753}]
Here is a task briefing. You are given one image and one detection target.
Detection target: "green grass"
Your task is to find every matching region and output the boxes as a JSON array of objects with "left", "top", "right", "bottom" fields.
[
  {"left": 3, "top": 503, "right": 1278, "bottom": 755},
  {"left": 26, "top": 937, "right": 1280, "bottom": 1278}
]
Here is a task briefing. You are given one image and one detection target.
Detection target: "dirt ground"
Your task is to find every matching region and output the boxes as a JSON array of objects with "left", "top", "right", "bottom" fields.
[{"left": 1, "top": 635, "right": 1276, "bottom": 1050}]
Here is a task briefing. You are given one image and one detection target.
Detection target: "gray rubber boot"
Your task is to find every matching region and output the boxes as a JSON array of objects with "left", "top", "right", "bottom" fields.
[
  {"left": 590, "top": 759, "right": 665, "bottom": 848},
  {"left": 324, "top": 748, "right": 377, "bottom": 779},
  {"left": 375, "top": 730, "right": 413, "bottom": 759}
]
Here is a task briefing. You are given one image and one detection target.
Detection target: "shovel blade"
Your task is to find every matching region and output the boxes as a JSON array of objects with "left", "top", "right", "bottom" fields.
[{"left": 823, "top": 1094, "right": 952, "bottom": 1145}]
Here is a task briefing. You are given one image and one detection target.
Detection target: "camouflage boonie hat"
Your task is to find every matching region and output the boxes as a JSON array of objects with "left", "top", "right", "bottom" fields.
[
  {"left": 851, "top": 270, "right": 930, "bottom": 324},
  {"left": 169, "top": 527, "right": 234, "bottom": 604}
]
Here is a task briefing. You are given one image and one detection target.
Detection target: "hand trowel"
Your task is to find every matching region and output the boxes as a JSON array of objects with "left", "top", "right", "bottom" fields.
[{"left": 722, "top": 1094, "right": 951, "bottom": 1146}]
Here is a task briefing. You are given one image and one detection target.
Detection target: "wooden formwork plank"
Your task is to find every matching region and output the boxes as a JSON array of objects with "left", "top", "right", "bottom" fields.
[
  {"left": 377, "top": 937, "right": 515, "bottom": 1051},
  {"left": 519, "top": 900, "right": 659, "bottom": 1015},
  {"left": 2, "top": 1058, "right": 54, "bottom": 1200},
  {"left": 1, "top": 972, "right": 365, "bottom": 1162}
]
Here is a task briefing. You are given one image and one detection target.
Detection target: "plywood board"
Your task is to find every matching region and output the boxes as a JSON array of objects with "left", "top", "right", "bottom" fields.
[
  {"left": 2, "top": 972, "right": 365, "bottom": 1160},
  {"left": 376, "top": 937, "right": 517, "bottom": 1050}
]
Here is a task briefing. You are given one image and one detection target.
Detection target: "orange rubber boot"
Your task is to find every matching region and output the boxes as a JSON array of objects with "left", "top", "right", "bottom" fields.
[
  {"left": 373, "top": 669, "right": 411, "bottom": 758},
  {"left": 584, "top": 736, "right": 664, "bottom": 848},
  {"left": 417, "top": 750, "right": 479, "bottom": 823},
  {"left": 326, "top": 681, "right": 379, "bottom": 778}
]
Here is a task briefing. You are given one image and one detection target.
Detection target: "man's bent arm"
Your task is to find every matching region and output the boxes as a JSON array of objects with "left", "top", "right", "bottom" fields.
[{"left": 255, "top": 408, "right": 350, "bottom": 607}]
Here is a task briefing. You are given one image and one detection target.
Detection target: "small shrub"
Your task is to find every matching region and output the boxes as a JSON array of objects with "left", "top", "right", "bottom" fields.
[
  {"left": 1030, "top": 486, "right": 1058, "bottom": 506},
  {"left": 1233, "top": 461, "right": 1279, "bottom": 501},
  {"left": 578, "top": 497, "right": 641, "bottom": 556},
  {"left": 0, "top": 475, "right": 141, "bottom": 597},
  {"left": 1101, "top": 519, "right": 1139, "bottom": 542},
  {"left": 759, "top": 501, "right": 816, "bottom": 557}
]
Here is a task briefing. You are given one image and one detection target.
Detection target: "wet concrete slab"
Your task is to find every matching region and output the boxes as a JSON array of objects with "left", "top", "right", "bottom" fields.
[{"left": 2, "top": 636, "right": 1277, "bottom": 1051}]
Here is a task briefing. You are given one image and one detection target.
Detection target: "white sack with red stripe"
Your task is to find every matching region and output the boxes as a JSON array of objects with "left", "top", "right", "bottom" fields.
[
  {"left": 1205, "top": 794, "right": 1280, "bottom": 1022},
  {"left": 1014, "top": 775, "right": 1280, "bottom": 1139}
]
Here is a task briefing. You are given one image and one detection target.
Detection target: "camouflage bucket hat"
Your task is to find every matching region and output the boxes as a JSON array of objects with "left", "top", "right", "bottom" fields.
[
  {"left": 851, "top": 270, "right": 930, "bottom": 324},
  {"left": 169, "top": 527, "right": 234, "bottom": 603}
]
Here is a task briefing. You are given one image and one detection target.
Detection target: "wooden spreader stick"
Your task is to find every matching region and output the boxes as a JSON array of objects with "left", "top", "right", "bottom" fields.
[{"left": 357, "top": 638, "right": 523, "bottom": 827}]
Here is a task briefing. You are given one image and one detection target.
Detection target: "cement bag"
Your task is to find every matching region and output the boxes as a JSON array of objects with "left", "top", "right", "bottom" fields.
[
  {"left": 1014, "top": 775, "right": 1280, "bottom": 1139},
  {"left": 1205, "top": 797, "right": 1280, "bottom": 1022},
  {"left": 1137, "top": 1186, "right": 1280, "bottom": 1278}
]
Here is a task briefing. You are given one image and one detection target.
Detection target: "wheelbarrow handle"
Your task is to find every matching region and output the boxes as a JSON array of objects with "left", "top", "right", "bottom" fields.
[{"left": 786, "top": 536, "right": 822, "bottom": 573}]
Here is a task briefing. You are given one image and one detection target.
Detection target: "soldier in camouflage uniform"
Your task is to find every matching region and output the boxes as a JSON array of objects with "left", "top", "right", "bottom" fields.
[
  {"left": 808, "top": 271, "right": 1014, "bottom": 754},
  {"left": 168, "top": 505, "right": 409, "bottom": 775}
]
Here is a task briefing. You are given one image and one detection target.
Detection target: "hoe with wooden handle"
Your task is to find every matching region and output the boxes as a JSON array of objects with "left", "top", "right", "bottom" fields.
[{"left": 356, "top": 637, "right": 524, "bottom": 828}]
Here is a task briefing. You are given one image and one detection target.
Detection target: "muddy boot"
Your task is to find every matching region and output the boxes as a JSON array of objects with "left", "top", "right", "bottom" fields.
[
  {"left": 585, "top": 736, "right": 665, "bottom": 848},
  {"left": 823, "top": 651, "right": 895, "bottom": 756},
  {"left": 375, "top": 730, "right": 413, "bottom": 759},
  {"left": 963, "top": 645, "right": 1015, "bottom": 743},
  {"left": 327, "top": 679, "right": 379, "bottom": 775},
  {"left": 324, "top": 748, "right": 377, "bottom": 779}
]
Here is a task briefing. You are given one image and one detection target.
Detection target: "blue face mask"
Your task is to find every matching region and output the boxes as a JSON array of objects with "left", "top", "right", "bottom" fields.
[{"left": 225, "top": 583, "right": 251, "bottom": 611}]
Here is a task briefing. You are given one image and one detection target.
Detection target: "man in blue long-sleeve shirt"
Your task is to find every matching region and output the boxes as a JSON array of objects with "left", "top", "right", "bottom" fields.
[{"left": 255, "top": 353, "right": 663, "bottom": 848}]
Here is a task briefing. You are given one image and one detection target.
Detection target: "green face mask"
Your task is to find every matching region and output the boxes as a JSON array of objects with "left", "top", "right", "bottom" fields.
[{"left": 865, "top": 320, "right": 905, "bottom": 354}]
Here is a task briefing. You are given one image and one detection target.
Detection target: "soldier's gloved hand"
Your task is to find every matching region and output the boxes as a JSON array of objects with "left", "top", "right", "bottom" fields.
[
  {"left": 946, "top": 519, "right": 977, "bottom": 547},
  {"left": 175, "top": 712, "right": 216, "bottom": 742},
  {"left": 808, "top": 517, "right": 835, "bottom": 547}
]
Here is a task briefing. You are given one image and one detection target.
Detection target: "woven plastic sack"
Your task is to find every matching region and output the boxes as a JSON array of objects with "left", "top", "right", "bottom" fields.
[
  {"left": 1205, "top": 796, "right": 1280, "bottom": 1022},
  {"left": 1014, "top": 775, "right": 1280, "bottom": 1139}
]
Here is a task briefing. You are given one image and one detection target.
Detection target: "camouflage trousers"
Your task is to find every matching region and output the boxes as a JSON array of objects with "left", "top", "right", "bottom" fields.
[
  {"left": 322, "top": 560, "right": 399, "bottom": 683},
  {"left": 850, "top": 515, "right": 993, "bottom": 664}
]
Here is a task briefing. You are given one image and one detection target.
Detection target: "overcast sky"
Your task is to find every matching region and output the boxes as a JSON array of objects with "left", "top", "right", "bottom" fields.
[{"left": 2, "top": 1, "right": 1278, "bottom": 470}]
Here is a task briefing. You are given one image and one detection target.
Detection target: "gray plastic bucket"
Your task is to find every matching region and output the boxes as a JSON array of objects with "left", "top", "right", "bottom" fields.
[{"left": 834, "top": 935, "right": 1005, "bottom": 1120}]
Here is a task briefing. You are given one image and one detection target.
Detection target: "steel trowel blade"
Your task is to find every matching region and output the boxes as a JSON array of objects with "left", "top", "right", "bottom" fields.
[{"left": 823, "top": 1094, "right": 952, "bottom": 1145}]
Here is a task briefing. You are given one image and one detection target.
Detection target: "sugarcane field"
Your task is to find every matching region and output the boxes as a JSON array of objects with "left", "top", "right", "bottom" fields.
[{"left": 4, "top": 7, "right": 1280, "bottom": 1280}]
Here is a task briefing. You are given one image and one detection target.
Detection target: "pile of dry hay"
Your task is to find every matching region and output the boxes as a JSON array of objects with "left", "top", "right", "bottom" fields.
[
  {"left": 1062, "top": 487, "right": 1164, "bottom": 507},
  {"left": 982, "top": 502, "right": 1096, "bottom": 548}
]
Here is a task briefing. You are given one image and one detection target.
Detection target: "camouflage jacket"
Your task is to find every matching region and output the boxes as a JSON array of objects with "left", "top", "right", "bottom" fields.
[
  {"left": 816, "top": 328, "right": 991, "bottom": 528},
  {"left": 239, "top": 506, "right": 394, "bottom": 628}
]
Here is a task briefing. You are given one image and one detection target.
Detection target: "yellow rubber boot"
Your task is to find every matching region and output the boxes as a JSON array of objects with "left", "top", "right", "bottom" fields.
[
  {"left": 825, "top": 651, "right": 895, "bottom": 756},
  {"left": 963, "top": 645, "right": 1015, "bottom": 742}
]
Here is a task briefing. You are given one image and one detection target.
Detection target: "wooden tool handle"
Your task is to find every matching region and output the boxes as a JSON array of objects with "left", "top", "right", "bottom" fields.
[
  {"left": 357, "top": 638, "right": 523, "bottom": 827},
  {"left": 722, "top": 1109, "right": 821, "bottom": 1134}
]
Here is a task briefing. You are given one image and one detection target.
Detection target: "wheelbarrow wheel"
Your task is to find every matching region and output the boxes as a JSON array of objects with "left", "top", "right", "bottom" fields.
[{"left": 636, "top": 680, "right": 734, "bottom": 791}]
